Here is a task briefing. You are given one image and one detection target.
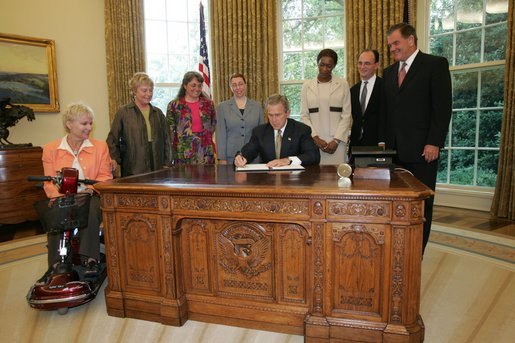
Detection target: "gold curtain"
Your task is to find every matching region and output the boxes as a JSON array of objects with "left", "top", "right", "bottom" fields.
[
  {"left": 104, "top": 0, "right": 146, "bottom": 122},
  {"left": 345, "top": 0, "right": 416, "bottom": 86},
  {"left": 491, "top": 2, "right": 515, "bottom": 220},
  {"left": 409, "top": 0, "right": 417, "bottom": 27},
  {"left": 210, "top": 0, "right": 278, "bottom": 108}
]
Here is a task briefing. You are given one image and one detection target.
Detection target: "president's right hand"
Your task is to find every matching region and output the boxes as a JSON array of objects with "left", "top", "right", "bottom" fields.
[{"left": 234, "top": 154, "right": 247, "bottom": 167}]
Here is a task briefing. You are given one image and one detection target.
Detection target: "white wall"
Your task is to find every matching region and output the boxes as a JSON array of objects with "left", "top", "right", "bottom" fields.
[{"left": 0, "top": 0, "right": 109, "bottom": 147}]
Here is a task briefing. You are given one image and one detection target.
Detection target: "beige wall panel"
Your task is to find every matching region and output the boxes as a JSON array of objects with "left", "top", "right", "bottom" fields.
[{"left": 0, "top": 0, "right": 109, "bottom": 147}]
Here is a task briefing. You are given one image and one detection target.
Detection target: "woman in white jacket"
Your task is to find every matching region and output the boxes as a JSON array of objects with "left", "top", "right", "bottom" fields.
[{"left": 300, "top": 49, "right": 352, "bottom": 165}]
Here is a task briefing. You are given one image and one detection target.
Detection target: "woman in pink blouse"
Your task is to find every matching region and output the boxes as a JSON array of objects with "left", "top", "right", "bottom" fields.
[{"left": 166, "top": 71, "right": 216, "bottom": 164}]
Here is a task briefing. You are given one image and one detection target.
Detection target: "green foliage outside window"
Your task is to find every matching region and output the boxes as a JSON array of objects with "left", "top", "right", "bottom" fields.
[
  {"left": 430, "top": 0, "right": 507, "bottom": 188},
  {"left": 280, "top": 0, "right": 345, "bottom": 120}
]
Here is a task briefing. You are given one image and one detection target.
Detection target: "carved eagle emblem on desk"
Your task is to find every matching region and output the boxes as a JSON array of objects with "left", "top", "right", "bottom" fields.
[{"left": 217, "top": 234, "right": 271, "bottom": 278}]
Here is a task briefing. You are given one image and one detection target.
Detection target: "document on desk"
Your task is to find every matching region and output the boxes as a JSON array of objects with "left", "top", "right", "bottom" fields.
[{"left": 235, "top": 163, "right": 305, "bottom": 172}]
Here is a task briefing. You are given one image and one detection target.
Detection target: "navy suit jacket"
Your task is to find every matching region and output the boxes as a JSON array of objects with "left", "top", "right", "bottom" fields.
[
  {"left": 240, "top": 118, "right": 320, "bottom": 166},
  {"left": 350, "top": 77, "right": 382, "bottom": 148},
  {"left": 380, "top": 52, "right": 452, "bottom": 163}
]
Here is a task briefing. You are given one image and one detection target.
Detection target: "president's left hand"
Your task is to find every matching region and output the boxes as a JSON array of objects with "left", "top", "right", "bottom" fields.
[{"left": 267, "top": 158, "right": 290, "bottom": 168}]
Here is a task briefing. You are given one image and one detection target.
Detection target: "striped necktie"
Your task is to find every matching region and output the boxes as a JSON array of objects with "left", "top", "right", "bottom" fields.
[
  {"left": 398, "top": 62, "right": 407, "bottom": 87},
  {"left": 275, "top": 130, "right": 282, "bottom": 159},
  {"left": 360, "top": 80, "right": 368, "bottom": 113}
]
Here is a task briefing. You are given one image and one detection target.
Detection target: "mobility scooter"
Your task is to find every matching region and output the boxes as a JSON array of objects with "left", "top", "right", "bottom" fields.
[{"left": 26, "top": 167, "right": 107, "bottom": 314}]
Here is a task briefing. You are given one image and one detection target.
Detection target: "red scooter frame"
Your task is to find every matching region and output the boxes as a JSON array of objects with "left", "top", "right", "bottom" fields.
[{"left": 26, "top": 167, "right": 106, "bottom": 314}]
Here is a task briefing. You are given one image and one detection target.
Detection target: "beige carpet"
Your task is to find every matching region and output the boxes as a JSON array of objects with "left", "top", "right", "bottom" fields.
[{"left": 0, "top": 228, "right": 514, "bottom": 343}]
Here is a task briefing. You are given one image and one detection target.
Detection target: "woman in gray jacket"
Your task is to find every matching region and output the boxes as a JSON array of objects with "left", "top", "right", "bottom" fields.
[
  {"left": 107, "top": 72, "right": 171, "bottom": 176},
  {"left": 216, "top": 73, "right": 264, "bottom": 164}
]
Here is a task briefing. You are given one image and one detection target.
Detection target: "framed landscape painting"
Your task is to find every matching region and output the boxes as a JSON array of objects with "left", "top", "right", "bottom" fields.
[{"left": 0, "top": 33, "right": 59, "bottom": 112}]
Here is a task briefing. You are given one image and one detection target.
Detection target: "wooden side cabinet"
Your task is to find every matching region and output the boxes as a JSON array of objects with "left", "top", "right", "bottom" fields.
[{"left": 0, "top": 146, "right": 46, "bottom": 224}]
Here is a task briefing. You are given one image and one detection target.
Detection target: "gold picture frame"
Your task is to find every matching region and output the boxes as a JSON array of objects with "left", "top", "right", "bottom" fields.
[{"left": 0, "top": 33, "right": 59, "bottom": 112}]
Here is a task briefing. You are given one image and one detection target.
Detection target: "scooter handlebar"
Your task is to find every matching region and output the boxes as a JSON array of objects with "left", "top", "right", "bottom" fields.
[
  {"left": 27, "top": 175, "right": 98, "bottom": 185},
  {"left": 27, "top": 175, "right": 53, "bottom": 182}
]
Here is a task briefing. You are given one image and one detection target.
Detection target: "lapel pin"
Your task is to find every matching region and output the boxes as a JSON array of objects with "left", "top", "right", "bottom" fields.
[{"left": 288, "top": 137, "right": 291, "bottom": 141}]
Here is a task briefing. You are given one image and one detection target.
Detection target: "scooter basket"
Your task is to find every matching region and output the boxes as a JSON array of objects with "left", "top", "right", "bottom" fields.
[{"left": 34, "top": 193, "right": 91, "bottom": 233}]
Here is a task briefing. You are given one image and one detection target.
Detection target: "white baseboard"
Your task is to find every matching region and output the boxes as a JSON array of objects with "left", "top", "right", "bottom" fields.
[{"left": 434, "top": 185, "right": 493, "bottom": 212}]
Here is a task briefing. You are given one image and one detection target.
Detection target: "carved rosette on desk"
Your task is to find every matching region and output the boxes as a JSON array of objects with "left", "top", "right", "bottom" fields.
[{"left": 97, "top": 166, "right": 430, "bottom": 342}]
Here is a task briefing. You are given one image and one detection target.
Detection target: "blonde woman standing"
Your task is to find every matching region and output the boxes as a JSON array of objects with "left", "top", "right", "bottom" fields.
[{"left": 107, "top": 72, "right": 171, "bottom": 176}]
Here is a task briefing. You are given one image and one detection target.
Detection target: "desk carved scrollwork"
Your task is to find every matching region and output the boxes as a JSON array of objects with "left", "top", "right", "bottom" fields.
[{"left": 97, "top": 166, "right": 430, "bottom": 342}]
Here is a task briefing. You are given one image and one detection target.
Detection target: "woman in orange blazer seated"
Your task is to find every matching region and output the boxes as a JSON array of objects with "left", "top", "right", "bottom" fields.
[{"left": 38, "top": 102, "right": 113, "bottom": 284}]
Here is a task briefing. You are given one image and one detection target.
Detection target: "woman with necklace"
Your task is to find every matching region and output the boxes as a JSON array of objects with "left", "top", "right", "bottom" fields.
[
  {"left": 166, "top": 71, "right": 216, "bottom": 164},
  {"left": 107, "top": 72, "right": 171, "bottom": 177},
  {"left": 300, "top": 48, "right": 352, "bottom": 165},
  {"left": 38, "top": 103, "right": 113, "bottom": 284},
  {"left": 216, "top": 73, "right": 264, "bottom": 165}
]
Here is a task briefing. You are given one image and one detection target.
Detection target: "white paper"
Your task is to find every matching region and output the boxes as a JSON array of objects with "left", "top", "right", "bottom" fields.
[{"left": 235, "top": 163, "right": 305, "bottom": 172}]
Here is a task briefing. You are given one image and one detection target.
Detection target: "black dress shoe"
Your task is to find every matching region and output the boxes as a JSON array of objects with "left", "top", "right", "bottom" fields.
[{"left": 84, "top": 260, "right": 99, "bottom": 277}]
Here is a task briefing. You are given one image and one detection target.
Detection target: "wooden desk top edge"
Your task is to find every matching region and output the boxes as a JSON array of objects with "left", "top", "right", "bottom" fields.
[{"left": 95, "top": 165, "right": 433, "bottom": 201}]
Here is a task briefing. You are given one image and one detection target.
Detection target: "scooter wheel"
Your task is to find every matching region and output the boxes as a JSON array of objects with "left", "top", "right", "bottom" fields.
[{"left": 57, "top": 307, "right": 69, "bottom": 315}]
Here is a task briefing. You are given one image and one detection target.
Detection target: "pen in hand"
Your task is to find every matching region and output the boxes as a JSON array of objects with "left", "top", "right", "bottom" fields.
[{"left": 234, "top": 152, "right": 247, "bottom": 168}]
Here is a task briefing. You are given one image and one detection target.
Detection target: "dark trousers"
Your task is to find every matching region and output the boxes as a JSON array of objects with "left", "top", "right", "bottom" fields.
[
  {"left": 397, "top": 159, "right": 438, "bottom": 255},
  {"left": 47, "top": 195, "right": 102, "bottom": 267}
]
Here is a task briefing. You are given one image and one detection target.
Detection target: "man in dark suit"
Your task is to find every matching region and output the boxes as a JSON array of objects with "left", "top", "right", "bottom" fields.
[
  {"left": 235, "top": 94, "right": 320, "bottom": 167},
  {"left": 380, "top": 23, "right": 452, "bottom": 254},
  {"left": 350, "top": 49, "right": 382, "bottom": 148}
]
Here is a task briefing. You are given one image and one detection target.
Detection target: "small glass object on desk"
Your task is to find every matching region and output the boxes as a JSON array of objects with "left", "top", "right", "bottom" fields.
[{"left": 337, "top": 163, "right": 352, "bottom": 188}]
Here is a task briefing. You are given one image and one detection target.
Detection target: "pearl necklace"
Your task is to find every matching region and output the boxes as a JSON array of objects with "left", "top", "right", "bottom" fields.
[
  {"left": 235, "top": 96, "right": 247, "bottom": 109},
  {"left": 67, "top": 137, "right": 82, "bottom": 157}
]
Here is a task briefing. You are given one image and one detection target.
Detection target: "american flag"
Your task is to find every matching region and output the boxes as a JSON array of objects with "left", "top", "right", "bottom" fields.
[{"left": 199, "top": 2, "right": 211, "bottom": 98}]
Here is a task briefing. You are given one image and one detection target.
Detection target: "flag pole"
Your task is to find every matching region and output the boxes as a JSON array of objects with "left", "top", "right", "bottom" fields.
[{"left": 198, "top": 1, "right": 211, "bottom": 98}]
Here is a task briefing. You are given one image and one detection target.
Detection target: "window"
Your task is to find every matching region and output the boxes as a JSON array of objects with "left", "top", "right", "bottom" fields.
[
  {"left": 143, "top": 0, "right": 210, "bottom": 113},
  {"left": 279, "top": 0, "right": 345, "bottom": 120},
  {"left": 429, "top": 0, "right": 507, "bottom": 187}
]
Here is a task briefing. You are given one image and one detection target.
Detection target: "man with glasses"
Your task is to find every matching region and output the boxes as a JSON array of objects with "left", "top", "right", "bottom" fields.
[{"left": 350, "top": 49, "right": 382, "bottom": 148}]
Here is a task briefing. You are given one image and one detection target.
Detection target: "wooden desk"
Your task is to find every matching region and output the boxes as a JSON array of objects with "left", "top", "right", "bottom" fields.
[
  {"left": 0, "top": 146, "right": 46, "bottom": 224},
  {"left": 96, "top": 165, "right": 431, "bottom": 342}
]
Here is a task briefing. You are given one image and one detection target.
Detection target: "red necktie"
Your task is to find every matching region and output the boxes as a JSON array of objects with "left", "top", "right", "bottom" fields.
[{"left": 398, "top": 62, "right": 407, "bottom": 87}]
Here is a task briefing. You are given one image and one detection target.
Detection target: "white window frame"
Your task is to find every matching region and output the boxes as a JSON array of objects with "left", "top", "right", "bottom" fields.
[
  {"left": 417, "top": 0, "right": 507, "bottom": 211},
  {"left": 277, "top": 0, "right": 346, "bottom": 120},
  {"left": 143, "top": 0, "right": 211, "bottom": 113}
]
